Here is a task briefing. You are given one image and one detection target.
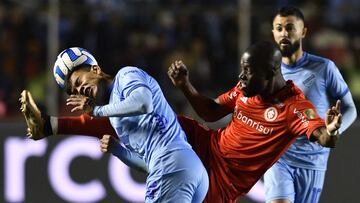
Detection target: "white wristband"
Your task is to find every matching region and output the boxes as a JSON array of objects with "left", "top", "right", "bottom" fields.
[{"left": 327, "top": 129, "right": 339, "bottom": 136}]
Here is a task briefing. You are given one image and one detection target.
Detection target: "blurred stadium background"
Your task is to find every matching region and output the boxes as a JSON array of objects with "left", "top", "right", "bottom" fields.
[{"left": 0, "top": 0, "right": 359, "bottom": 202}]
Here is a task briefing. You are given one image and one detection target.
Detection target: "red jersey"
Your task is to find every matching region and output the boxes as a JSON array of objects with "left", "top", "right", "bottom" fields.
[{"left": 210, "top": 80, "right": 324, "bottom": 202}]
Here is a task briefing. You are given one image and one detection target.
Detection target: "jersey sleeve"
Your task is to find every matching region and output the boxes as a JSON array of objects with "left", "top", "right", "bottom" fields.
[
  {"left": 217, "top": 83, "right": 241, "bottom": 109},
  {"left": 93, "top": 67, "right": 154, "bottom": 117},
  {"left": 287, "top": 100, "right": 325, "bottom": 139},
  {"left": 117, "top": 67, "right": 152, "bottom": 98},
  {"left": 326, "top": 60, "right": 349, "bottom": 99}
]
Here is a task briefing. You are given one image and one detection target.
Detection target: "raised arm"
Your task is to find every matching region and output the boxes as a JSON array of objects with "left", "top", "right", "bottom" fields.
[
  {"left": 310, "top": 100, "right": 342, "bottom": 148},
  {"left": 66, "top": 86, "right": 153, "bottom": 117},
  {"left": 338, "top": 92, "right": 357, "bottom": 134},
  {"left": 167, "top": 60, "right": 232, "bottom": 122}
]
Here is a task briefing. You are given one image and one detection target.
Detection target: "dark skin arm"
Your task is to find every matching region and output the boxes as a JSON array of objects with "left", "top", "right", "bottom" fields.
[
  {"left": 168, "top": 60, "right": 232, "bottom": 122},
  {"left": 310, "top": 100, "right": 342, "bottom": 148}
]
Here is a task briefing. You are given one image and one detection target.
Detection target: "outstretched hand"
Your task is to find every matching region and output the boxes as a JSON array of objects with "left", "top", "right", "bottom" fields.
[
  {"left": 325, "top": 100, "right": 342, "bottom": 135},
  {"left": 66, "top": 94, "right": 95, "bottom": 114},
  {"left": 167, "top": 60, "right": 189, "bottom": 88}
]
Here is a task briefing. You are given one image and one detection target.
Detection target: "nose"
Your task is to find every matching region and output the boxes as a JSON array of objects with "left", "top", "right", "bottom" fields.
[
  {"left": 238, "top": 73, "right": 246, "bottom": 80},
  {"left": 280, "top": 29, "right": 289, "bottom": 37},
  {"left": 75, "top": 86, "right": 85, "bottom": 95}
]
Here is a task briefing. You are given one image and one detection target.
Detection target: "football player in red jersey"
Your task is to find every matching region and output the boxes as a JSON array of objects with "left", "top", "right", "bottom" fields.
[{"left": 21, "top": 41, "right": 341, "bottom": 203}]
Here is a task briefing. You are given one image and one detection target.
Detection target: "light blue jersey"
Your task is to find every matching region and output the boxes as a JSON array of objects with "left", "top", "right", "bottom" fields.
[
  {"left": 279, "top": 52, "right": 349, "bottom": 170},
  {"left": 107, "top": 66, "right": 189, "bottom": 165},
  {"left": 94, "top": 66, "right": 208, "bottom": 202},
  {"left": 265, "top": 52, "right": 356, "bottom": 203}
]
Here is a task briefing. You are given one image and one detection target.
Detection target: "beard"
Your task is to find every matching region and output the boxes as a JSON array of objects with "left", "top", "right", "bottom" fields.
[{"left": 279, "top": 40, "right": 300, "bottom": 57}]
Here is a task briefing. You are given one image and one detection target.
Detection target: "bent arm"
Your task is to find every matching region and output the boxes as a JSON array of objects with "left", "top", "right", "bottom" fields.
[
  {"left": 179, "top": 82, "right": 232, "bottom": 122},
  {"left": 310, "top": 126, "right": 339, "bottom": 148},
  {"left": 338, "top": 92, "right": 357, "bottom": 134},
  {"left": 110, "top": 143, "right": 148, "bottom": 173},
  {"left": 93, "top": 87, "right": 153, "bottom": 117}
]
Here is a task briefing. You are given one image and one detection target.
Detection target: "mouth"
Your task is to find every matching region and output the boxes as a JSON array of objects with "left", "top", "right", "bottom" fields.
[
  {"left": 279, "top": 39, "right": 291, "bottom": 46},
  {"left": 85, "top": 87, "right": 92, "bottom": 97},
  {"left": 239, "top": 80, "right": 247, "bottom": 90}
]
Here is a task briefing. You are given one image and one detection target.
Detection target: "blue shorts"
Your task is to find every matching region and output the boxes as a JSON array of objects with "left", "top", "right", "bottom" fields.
[
  {"left": 264, "top": 161, "right": 325, "bottom": 203},
  {"left": 146, "top": 148, "right": 209, "bottom": 203}
]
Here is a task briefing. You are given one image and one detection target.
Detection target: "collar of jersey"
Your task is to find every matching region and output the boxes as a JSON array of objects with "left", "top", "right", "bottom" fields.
[
  {"left": 281, "top": 52, "right": 308, "bottom": 69},
  {"left": 253, "top": 80, "right": 297, "bottom": 105}
]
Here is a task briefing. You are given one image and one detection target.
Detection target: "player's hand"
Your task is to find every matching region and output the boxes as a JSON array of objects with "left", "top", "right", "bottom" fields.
[
  {"left": 19, "top": 90, "right": 48, "bottom": 140},
  {"left": 100, "top": 134, "right": 119, "bottom": 153},
  {"left": 66, "top": 94, "right": 94, "bottom": 114},
  {"left": 167, "top": 60, "right": 189, "bottom": 88},
  {"left": 325, "top": 100, "right": 342, "bottom": 135}
]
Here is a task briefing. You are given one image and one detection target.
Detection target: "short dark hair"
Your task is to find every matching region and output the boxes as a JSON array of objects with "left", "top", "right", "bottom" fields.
[{"left": 272, "top": 6, "right": 305, "bottom": 23}]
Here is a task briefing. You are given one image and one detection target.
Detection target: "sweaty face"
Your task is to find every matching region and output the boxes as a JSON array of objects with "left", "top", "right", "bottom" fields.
[
  {"left": 272, "top": 15, "right": 305, "bottom": 57},
  {"left": 238, "top": 53, "right": 271, "bottom": 97},
  {"left": 67, "top": 68, "right": 108, "bottom": 103}
]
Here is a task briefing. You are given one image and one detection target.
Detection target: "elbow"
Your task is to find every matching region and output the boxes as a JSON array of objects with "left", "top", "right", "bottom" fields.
[
  {"left": 140, "top": 103, "right": 153, "bottom": 114},
  {"left": 320, "top": 135, "right": 339, "bottom": 148}
]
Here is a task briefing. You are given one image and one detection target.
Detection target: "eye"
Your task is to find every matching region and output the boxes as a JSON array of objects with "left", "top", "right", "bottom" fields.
[
  {"left": 75, "top": 78, "right": 80, "bottom": 86},
  {"left": 285, "top": 24, "right": 295, "bottom": 32},
  {"left": 275, "top": 26, "right": 282, "bottom": 32}
]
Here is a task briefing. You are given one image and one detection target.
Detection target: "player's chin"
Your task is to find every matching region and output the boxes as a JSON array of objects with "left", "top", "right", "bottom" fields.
[{"left": 242, "top": 89, "right": 255, "bottom": 97}]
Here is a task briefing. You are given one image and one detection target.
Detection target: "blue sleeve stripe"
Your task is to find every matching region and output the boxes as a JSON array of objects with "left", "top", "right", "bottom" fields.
[
  {"left": 333, "top": 88, "right": 349, "bottom": 100},
  {"left": 125, "top": 84, "right": 152, "bottom": 98}
]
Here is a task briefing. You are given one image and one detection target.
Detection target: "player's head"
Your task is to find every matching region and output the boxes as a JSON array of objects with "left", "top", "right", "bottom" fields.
[
  {"left": 53, "top": 47, "right": 112, "bottom": 103},
  {"left": 239, "top": 41, "right": 282, "bottom": 97},
  {"left": 272, "top": 6, "right": 307, "bottom": 57}
]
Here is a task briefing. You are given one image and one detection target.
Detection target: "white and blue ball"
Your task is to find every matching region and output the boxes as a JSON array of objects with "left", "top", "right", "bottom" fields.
[{"left": 53, "top": 47, "right": 98, "bottom": 88}]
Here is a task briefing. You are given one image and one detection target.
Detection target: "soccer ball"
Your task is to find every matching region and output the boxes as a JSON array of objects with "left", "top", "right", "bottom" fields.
[{"left": 53, "top": 47, "right": 98, "bottom": 88}]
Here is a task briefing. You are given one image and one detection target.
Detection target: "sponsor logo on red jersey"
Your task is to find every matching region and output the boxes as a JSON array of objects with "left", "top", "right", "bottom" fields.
[{"left": 264, "top": 107, "right": 278, "bottom": 122}]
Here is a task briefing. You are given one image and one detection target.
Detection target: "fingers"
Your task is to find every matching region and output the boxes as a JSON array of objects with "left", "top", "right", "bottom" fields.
[
  {"left": 70, "top": 106, "right": 84, "bottom": 113},
  {"left": 167, "top": 60, "right": 186, "bottom": 79},
  {"left": 335, "top": 100, "right": 341, "bottom": 112},
  {"left": 100, "top": 134, "right": 111, "bottom": 153}
]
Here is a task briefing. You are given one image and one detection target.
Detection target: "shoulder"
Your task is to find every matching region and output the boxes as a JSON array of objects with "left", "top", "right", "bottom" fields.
[
  {"left": 118, "top": 66, "right": 143, "bottom": 75},
  {"left": 306, "top": 52, "right": 336, "bottom": 69},
  {"left": 115, "top": 66, "right": 149, "bottom": 80}
]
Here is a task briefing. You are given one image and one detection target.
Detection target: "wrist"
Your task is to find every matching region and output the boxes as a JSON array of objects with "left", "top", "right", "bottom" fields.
[{"left": 327, "top": 129, "right": 339, "bottom": 136}]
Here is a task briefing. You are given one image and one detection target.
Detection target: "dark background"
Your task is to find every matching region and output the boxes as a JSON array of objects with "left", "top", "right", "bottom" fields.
[{"left": 0, "top": 0, "right": 359, "bottom": 202}]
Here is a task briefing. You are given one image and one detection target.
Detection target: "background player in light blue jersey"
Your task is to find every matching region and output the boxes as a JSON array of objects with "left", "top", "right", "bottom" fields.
[
  {"left": 264, "top": 6, "right": 357, "bottom": 203},
  {"left": 53, "top": 47, "right": 209, "bottom": 203}
]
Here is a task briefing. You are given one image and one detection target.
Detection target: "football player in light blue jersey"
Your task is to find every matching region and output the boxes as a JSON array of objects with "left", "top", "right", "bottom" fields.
[
  {"left": 264, "top": 6, "right": 357, "bottom": 203},
  {"left": 53, "top": 47, "right": 209, "bottom": 203}
]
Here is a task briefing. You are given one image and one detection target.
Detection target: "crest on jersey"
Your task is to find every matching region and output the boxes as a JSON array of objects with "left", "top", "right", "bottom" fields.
[
  {"left": 304, "top": 108, "right": 316, "bottom": 119},
  {"left": 264, "top": 107, "right": 278, "bottom": 121}
]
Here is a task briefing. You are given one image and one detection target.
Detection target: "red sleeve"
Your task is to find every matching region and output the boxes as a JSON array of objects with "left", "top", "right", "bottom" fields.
[
  {"left": 287, "top": 100, "right": 325, "bottom": 139},
  {"left": 217, "top": 83, "right": 241, "bottom": 109},
  {"left": 57, "top": 114, "right": 117, "bottom": 139}
]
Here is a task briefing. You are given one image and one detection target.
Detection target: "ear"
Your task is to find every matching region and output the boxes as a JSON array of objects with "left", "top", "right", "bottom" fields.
[
  {"left": 90, "top": 65, "right": 102, "bottom": 74},
  {"left": 302, "top": 27, "right": 307, "bottom": 38}
]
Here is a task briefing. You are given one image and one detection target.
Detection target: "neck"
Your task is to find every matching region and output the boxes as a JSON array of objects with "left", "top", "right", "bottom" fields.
[
  {"left": 282, "top": 48, "right": 304, "bottom": 65},
  {"left": 261, "top": 74, "right": 287, "bottom": 99}
]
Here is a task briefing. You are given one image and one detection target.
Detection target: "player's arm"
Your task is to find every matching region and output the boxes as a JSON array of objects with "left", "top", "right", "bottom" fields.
[
  {"left": 101, "top": 135, "right": 148, "bottom": 173},
  {"left": 326, "top": 61, "right": 357, "bottom": 134},
  {"left": 67, "top": 87, "right": 153, "bottom": 117},
  {"left": 338, "top": 92, "right": 357, "bottom": 134},
  {"left": 310, "top": 100, "right": 342, "bottom": 148},
  {"left": 168, "top": 60, "right": 232, "bottom": 122}
]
